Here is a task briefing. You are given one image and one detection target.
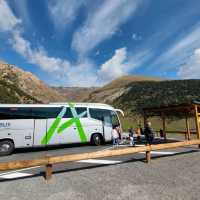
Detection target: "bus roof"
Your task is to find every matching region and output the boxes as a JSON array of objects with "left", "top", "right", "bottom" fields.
[{"left": 0, "top": 102, "right": 115, "bottom": 110}]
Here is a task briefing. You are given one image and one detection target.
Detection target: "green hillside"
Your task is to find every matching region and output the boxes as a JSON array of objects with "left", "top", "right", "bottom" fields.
[
  {"left": 111, "top": 79, "right": 200, "bottom": 131},
  {"left": 113, "top": 79, "right": 200, "bottom": 116}
]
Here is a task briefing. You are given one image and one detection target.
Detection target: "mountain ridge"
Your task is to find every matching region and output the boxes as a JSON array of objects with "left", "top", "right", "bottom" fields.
[
  {"left": 1, "top": 62, "right": 200, "bottom": 118},
  {"left": 0, "top": 62, "right": 65, "bottom": 103}
]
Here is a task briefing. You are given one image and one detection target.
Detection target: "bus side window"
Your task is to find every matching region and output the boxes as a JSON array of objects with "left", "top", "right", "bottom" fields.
[
  {"left": 31, "top": 107, "right": 61, "bottom": 119},
  {"left": 0, "top": 107, "right": 32, "bottom": 119},
  {"left": 75, "top": 107, "right": 87, "bottom": 118},
  {"left": 89, "top": 108, "right": 106, "bottom": 121},
  {"left": 89, "top": 108, "right": 112, "bottom": 125},
  {"left": 63, "top": 108, "right": 73, "bottom": 118}
]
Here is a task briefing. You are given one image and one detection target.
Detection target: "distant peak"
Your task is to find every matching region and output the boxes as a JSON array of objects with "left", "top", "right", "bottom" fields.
[{"left": 0, "top": 60, "right": 6, "bottom": 64}]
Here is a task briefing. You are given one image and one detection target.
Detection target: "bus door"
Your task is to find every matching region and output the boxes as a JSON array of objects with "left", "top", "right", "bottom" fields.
[
  {"left": 33, "top": 119, "right": 47, "bottom": 146},
  {"left": 103, "top": 111, "right": 121, "bottom": 141},
  {"left": 32, "top": 107, "right": 54, "bottom": 146},
  {"left": 103, "top": 114, "right": 113, "bottom": 141},
  {"left": 89, "top": 108, "right": 113, "bottom": 141}
]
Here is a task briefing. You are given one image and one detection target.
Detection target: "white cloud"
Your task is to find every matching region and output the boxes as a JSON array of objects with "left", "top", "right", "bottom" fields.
[
  {"left": 98, "top": 48, "right": 130, "bottom": 83},
  {"left": 0, "top": 0, "right": 21, "bottom": 31},
  {"left": 149, "top": 24, "right": 200, "bottom": 72},
  {"left": 11, "top": 30, "right": 31, "bottom": 58},
  {"left": 0, "top": 0, "right": 144, "bottom": 87},
  {"left": 178, "top": 48, "right": 200, "bottom": 79},
  {"left": 72, "top": 0, "right": 142, "bottom": 54},
  {"left": 12, "top": 30, "right": 99, "bottom": 86},
  {"left": 12, "top": 0, "right": 32, "bottom": 27},
  {"left": 48, "top": 0, "right": 85, "bottom": 29},
  {"left": 11, "top": 30, "right": 99, "bottom": 86},
  {"left": 97, "top": 47, "right": 152, "bottom": 84},
  {"left": 11, "top": 31, "right": 70, "bottom": 72},
  {"left": 1, "top": 0, "right": 98, "bottom": 86},
  {"left": 64, "top": 59, "right": 98, "bottom": 87},
  {"left": 30, "top": 50, "right": 70, "bottom": 73}
]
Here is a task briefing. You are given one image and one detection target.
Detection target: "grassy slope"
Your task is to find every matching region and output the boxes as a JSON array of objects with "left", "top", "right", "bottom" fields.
[
  {"left": 112, "top": 79, "right": 200, "bottom": 132},
  {"left": 86, "top": 75, "right": 162, "bottom": 103},
  {"left": 114, "top": 79, "right": 200, "bottom": 115},
  {"left": 120, "top": 116, "right": 196, "bottom": 132}
]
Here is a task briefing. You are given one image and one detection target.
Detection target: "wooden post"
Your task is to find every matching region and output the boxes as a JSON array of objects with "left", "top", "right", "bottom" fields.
[
  {"left": 146, "top": 146, "right": 151, "bottom": 163},
  {"left": 45, "top": 164, "right": 53, "bottom": 181},
  {"left": 194, "top": 105, "right": 200, "bottom": 148},
  {"left": 185, "top": 115, "right": 191, "bottom": 140},
  {"left": 146, "top": 151, "right": 151, "bottom": 163},
  {"left": 162, "top": 113, "right": 167, "bottom": 141}
]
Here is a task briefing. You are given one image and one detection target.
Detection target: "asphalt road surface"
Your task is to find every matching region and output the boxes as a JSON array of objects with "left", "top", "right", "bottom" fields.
[{"left": 0, "top": 138, "right": 200, "bottom": 200}]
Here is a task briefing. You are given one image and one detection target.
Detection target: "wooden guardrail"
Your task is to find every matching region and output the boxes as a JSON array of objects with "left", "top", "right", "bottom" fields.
[
  {"left": 0, "top": 139, "right": 200, "bottom": 180},
  {"left": 155, "top": 130, "right": 196, "bottom": 134}
]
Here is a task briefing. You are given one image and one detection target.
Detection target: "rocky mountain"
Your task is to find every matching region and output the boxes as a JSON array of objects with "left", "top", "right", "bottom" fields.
[
  {"left": 1, "top": 61, "right": 199, "bottom": 118},
  {"left": 52, "top": 86, "right": 98, "bottom": 102},
  {"left": 86, "top": 76, "right": 200, "bottom": 117},
  {"left": 86, "top": 75, "right": 162, "bottom": 103},
  {"left": 0, "top": 62, "right": 65, "bottom": 103}
]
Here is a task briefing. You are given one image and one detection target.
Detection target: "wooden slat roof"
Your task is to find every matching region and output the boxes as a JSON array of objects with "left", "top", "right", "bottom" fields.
[{"left": 143, "top": 101, "right": 200, "bottom": 116}]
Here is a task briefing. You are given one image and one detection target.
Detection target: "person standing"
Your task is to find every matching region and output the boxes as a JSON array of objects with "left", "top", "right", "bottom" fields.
[
  {"left": 128, "top": 127, "right": 135, "bottom": 146},
  {"left": 112, "top": 125, "right": 119, "bottom": 147},
  {"left": 144, "top": 121, "right": 154, "bottom": 145}
]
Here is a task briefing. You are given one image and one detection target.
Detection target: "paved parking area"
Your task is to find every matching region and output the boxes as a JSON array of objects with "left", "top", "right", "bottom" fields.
[{"left": 0, "top": 139, "right": 200, "bottom": 200}]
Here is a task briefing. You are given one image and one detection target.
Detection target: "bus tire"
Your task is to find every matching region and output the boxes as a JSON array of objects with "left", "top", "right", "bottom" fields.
[
  {"left": 0, "top": 140, "right": 14, "bottom": 156},
  {"left": 91, "top": 133, "right": 103, "bottom": 146}
]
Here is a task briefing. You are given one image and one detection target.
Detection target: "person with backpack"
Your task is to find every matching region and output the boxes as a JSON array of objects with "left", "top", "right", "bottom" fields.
[{"left": 144, "top": 121, "right": 154, "bottom": 145}]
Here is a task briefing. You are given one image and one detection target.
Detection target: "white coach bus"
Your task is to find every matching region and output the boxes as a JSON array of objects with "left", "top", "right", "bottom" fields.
[{"left": 0, "top": 103, "right": 124, "bottom": 155}]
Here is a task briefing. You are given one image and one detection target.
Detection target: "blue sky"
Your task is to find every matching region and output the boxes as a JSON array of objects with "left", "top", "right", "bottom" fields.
[{"left": 0, "top": 0, "right": 200, "bottom": 87}]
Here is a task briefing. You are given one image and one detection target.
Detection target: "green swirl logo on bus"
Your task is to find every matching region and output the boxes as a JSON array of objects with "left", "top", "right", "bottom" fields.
[{"left": 40, "top": 103, "right": 87, "bottom": 145}]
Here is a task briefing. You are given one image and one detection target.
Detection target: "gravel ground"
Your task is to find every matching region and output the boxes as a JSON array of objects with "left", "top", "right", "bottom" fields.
[{"left": 0, "top": 149, "right": 200, "bottom": 200}]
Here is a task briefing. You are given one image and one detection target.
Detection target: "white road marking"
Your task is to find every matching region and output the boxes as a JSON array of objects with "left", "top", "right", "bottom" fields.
[
  {"left": 139, "top": 151, "right": 177, "bottom": 155},
  {"left": 135, "top": 144, "right": 145, "bottom": 147},
  {"left": 99, "top": 146, "right": 114, "bottom": 151},
  {"left": 99, "top": 144, "right": 142, "bottom": 151},
  {"left": 77, "top": 159, "right": 122, "bottom": 165},
  {"left": 0, "top": 172, "right": 32, "bottom": 179},
  {"left": 118, "top": 144, "right": 130, "bottom": 147},
  {"left": 0, "top": 166, "right": 41, "bottom": 177}
]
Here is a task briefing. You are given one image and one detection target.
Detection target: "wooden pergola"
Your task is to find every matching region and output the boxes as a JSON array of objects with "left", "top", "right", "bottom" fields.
[{"left": 143, "top": 101, "right": 200, "bottom": 142}]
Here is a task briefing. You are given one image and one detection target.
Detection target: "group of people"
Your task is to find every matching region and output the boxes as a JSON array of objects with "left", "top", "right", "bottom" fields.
[{"left": 112, "top": 121, "right": 155, "bottom": 147}]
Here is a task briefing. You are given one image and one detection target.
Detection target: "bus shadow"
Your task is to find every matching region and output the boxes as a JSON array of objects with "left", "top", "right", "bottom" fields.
[
  {"left": 0, "top": 149, "right": 199, "bottom": 183},
  {"left": 12, "top": 138, "right": 179, "bottom": 155},
  {"left": 13, "top": 142, "right": 99, "bottom": 154}
]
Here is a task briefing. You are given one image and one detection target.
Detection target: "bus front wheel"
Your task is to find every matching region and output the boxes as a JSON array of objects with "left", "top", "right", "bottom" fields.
[
  {"left": 91, "top": 133, "right": 103, "bottom": 146},
  {"left": 0, "top": 140, "right": 14, "bottom": 156}
]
